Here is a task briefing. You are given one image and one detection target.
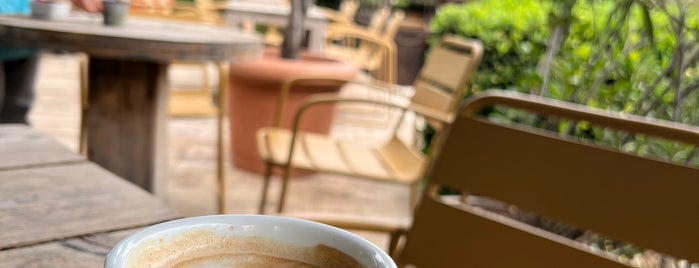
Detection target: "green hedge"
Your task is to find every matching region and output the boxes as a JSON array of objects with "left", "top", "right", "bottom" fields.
[
  {"left": 427, "top": 0, "right": 699, "bottom": 259},
  {"left": 430, "top": 0, "right": 550, "bottom": 93},
  {"left": 430, "top": 0, "right": 699, "bottom": 126}
]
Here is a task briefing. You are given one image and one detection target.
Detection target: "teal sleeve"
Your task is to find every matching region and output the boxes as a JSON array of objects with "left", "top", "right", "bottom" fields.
[
  {"left": 0, "top": 0, "right": 38, "bottom": 61},
  {"left": 0, "top": 0, "right": 31, "bottom": 15},
  {"left": 0, "top": 46, "right": 38, "bottom": 61}
]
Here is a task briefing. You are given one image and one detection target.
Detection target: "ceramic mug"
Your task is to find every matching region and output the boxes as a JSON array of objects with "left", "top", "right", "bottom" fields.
[
  {"left": 105, "top": 214, "right": 397, "bottom": 268},
  {"left": 102, "top": 0, "right": 129, "bottom": 26}
]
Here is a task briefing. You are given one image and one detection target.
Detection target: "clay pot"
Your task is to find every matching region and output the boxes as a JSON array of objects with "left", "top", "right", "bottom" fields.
[{"left": 228, "top": 48, "right": 358, "bottom": 174}]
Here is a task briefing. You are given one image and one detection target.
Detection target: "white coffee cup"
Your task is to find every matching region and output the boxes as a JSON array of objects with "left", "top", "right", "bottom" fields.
[{"left": 105, "top": 214, "right": 396, "bottom": 268}]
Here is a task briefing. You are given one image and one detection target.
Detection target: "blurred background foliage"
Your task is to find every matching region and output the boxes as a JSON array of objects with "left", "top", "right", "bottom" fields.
[
  {"left": 428, "top": 0, "right": 699, "bottom": 263},
  {"left": 428, "top": 0, "right": 699, "bottom": 167},
  {"left": 430, "top": 0, "right": 550, "bottom": 92}
]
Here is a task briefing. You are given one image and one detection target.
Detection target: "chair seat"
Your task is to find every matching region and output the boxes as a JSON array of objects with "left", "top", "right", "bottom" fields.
[{"left": 257, "top": 127, "right": 425, "bottom": 184}]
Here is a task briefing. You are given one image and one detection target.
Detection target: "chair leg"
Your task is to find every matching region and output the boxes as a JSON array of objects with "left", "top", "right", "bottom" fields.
[
  {"left": 78, "top": 54, "right": 89, "bottom": 155},
  {"left": 79, "top": 109, "right": 87, "bottom": 155},
  {"left": 259, "top": 163, "right": 274, "bottom": 214},
  {"left": 216, "top": 62, "right": 229, "bottom": 214},
  {"left": 388, "top": 228, "right": 404, "bottom": 259},
  {"left": 409, "top": 182, "right": 421, "bottom": 211},
  {"left": 277, "top": 164, "right": 292, "bottom": 213}
]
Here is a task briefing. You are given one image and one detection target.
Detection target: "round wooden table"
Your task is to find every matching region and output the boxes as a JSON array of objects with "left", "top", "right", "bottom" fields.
[{"left": 0, "top": 14, "right": 263, "bottom": 205}]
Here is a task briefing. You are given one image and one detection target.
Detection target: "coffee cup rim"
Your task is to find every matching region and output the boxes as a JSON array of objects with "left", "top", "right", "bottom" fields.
[{"left": 105, "top": 214, "right": 397, "bottom": 268}]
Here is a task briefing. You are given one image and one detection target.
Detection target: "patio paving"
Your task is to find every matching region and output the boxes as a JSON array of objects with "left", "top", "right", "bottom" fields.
[{"left": 28, "top": 52, "right": 413, "bottom": 250}]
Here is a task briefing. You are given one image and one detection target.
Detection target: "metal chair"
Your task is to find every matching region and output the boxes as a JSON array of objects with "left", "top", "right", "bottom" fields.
[
  {"left": 256, "top": 35, "right": 483, "bottom": 214},
  {"left": 323, "top": 8, "right": 404, "bottom": 84},
  {"left": 304, "top": 90, "right": 699, "bottom": 266},
  {"left": 404, "top": 90, "right": 699, "bottom": 266},
  {"left": 317, "top": 0, "right": 360, "bottom": 26}
]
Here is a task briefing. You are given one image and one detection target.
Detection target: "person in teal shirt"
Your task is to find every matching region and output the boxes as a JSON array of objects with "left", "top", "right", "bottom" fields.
[
  {"left": 0, "top": 0, "right": 102, "bottom": 124},
  {"left": 0, "top": 0, "right": 31, "bottom": 15}
]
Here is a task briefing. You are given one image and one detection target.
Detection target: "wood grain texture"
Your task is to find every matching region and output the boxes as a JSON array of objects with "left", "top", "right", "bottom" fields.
[
  {"left": 86, "top": 58, "right": 167, "bottom": 192},
  {"left": 0, "top": 125, "right": 84, "bottom": 171},
  {"left": 0, "top": 228, "right": 142, "bottom": 268},
  {"left": 0, "top": 162, "right": 178, "bottom": 249},
  {"left": 0, "top": 14, "right": 263, "bottom": 63}
]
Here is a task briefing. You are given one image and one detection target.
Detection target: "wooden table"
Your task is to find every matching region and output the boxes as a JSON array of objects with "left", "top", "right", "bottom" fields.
[
  {"left": 221, "top": 1, "right": 328, "bottom": 52},
  {"left": 0, "top": 125, "right": 179, "bottom": 267},
  {"left": 0, "top": 14, "right": 263, "bottom": 197}
]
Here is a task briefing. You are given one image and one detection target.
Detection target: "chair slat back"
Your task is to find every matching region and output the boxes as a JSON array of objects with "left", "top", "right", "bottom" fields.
[
  {"left": 410, "top": 81, "right": 452, "bottom": 111},
  {"left": 338, "top": 0, "right": 359, "bottom": 24},
  {"left": 383, "top": 10, "right": 405, "bottom": 40},
  {"left": 130, "top": 0, "right": 222, "bottom": 25},
  {"left": 411, "top": 36, "right": 482, "bottom": 115},
  {"left": 130, "top": 0, "right": 173, "bottom": 14},
  {"left": 402, "top": 194, "right": 629, "bottom": 267},
  {"left": 399, "top": 91, "right": 699, "bottom": 267},
  {"left": 366, "top": 7, "right": 390, "bottom": 34}
]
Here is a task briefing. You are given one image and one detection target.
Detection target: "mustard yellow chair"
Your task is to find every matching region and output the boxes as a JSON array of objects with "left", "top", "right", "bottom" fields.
[
  {"left": 317, "top": 0, "right": 360, "bottom": 26},
  {"left": 401, "top": 90, "right": 699, "bottom": 266},
  {"left": 300, "top": 90, "right": 699, "bottom": 265},
  {"left": 323, "top": 9, "right": 404, "bottom": 84},
  {"left": 256, "top": 35, "right": 483, "bottom": 214},
  {"left": 365, "top": 6, "right": 390, "bottom": 33},
  {"left": 129, "top": 0, "right": 224, "bottom": 25}
]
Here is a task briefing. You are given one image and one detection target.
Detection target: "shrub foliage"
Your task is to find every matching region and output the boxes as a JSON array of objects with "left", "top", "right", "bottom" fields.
[
  {"left": 430, "top": 0, "right": 699, "bottom": 165},
  {"left": 429, "top": 0, "right": 699, "bottom": 263}
]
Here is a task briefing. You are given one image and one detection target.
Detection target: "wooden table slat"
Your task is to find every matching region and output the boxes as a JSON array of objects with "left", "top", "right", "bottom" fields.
[
  {"left": 0, "top": 13, "right": 263, "bottom": 193},
  {"left": 0, "top": 228, "right": 142, "bottom": 268},
  {"left": 0, "top": 125, "right": 84, "bottom": 171},
  {"left": 0, "top": 14, "right": 263, "bottom": 63},
  {"left": 0, "top": 162, "right": 178, "bottom": 249}
]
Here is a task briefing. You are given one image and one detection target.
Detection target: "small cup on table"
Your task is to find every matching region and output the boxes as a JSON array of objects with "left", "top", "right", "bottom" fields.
[{"left": 101, "top": 0, "right": 129, "bottom": 26}]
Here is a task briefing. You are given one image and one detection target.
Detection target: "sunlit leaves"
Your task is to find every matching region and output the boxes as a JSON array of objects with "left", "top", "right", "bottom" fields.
[{"left": 429, "top": 0, "right": 549, "bottom": 92}]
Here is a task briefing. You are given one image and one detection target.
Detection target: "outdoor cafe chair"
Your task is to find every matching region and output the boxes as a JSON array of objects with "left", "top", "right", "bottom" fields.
[
  {"left": 304, "top": 90, "right": 699, "bottom": 266},
  {"left": 256, "top": 35, "right": 483, "bottom": 214},
  {"left": 317, "top": 0, "right": 360, "bottom": 26},
  {"left": 323, "top": 8, "right": 404, "bottom": 84}
]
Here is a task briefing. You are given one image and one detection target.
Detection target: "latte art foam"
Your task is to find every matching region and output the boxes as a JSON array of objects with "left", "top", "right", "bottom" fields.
[{"left": 126, "top": 229, "right": 363, "bottom": 268}]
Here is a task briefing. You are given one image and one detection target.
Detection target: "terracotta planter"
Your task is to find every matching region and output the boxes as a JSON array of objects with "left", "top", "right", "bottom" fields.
[{"left": 228, "top": 48, "right": 358, "bottom": 174}]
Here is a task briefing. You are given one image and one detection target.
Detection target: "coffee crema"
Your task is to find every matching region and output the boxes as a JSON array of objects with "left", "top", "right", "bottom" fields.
[{"left": 126, "top": 229, "right": 364, "bottom": 268}]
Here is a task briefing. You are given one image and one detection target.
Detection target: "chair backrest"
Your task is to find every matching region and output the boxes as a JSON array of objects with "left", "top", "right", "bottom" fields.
[
  {"left": 409, "top": 35, "right": 483, "bottom": 117},
  {"left": 352, "top": 10, "right": 404, "bottom": 81},
  {"left": 366, "top": 7, "right": 390, "bottom": 34},
  {"left": 382, "top": 10, "right": 405, "bottom": 41},
  {"left": 130, "top": 0, "right": 173, "bottom": 14},
  {"left": 337, "top": 0, "right": 360, "bottom": 24},
  {"left": 129, "top": 0, "right": 223, "bottom": 25},
  {"left": 323, "top": 10, "right": 406, "bottom": 84},
  {"left": 398, "top": 90, "right": 699, "bottom": 267},
  {"left": 317, "top": 0, "right": 359, "bottom": 26}
]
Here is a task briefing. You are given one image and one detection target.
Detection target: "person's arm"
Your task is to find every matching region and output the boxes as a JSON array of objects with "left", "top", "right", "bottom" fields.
[{"left": 71, "top": 0, "right": 103, "bottom": 13}]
